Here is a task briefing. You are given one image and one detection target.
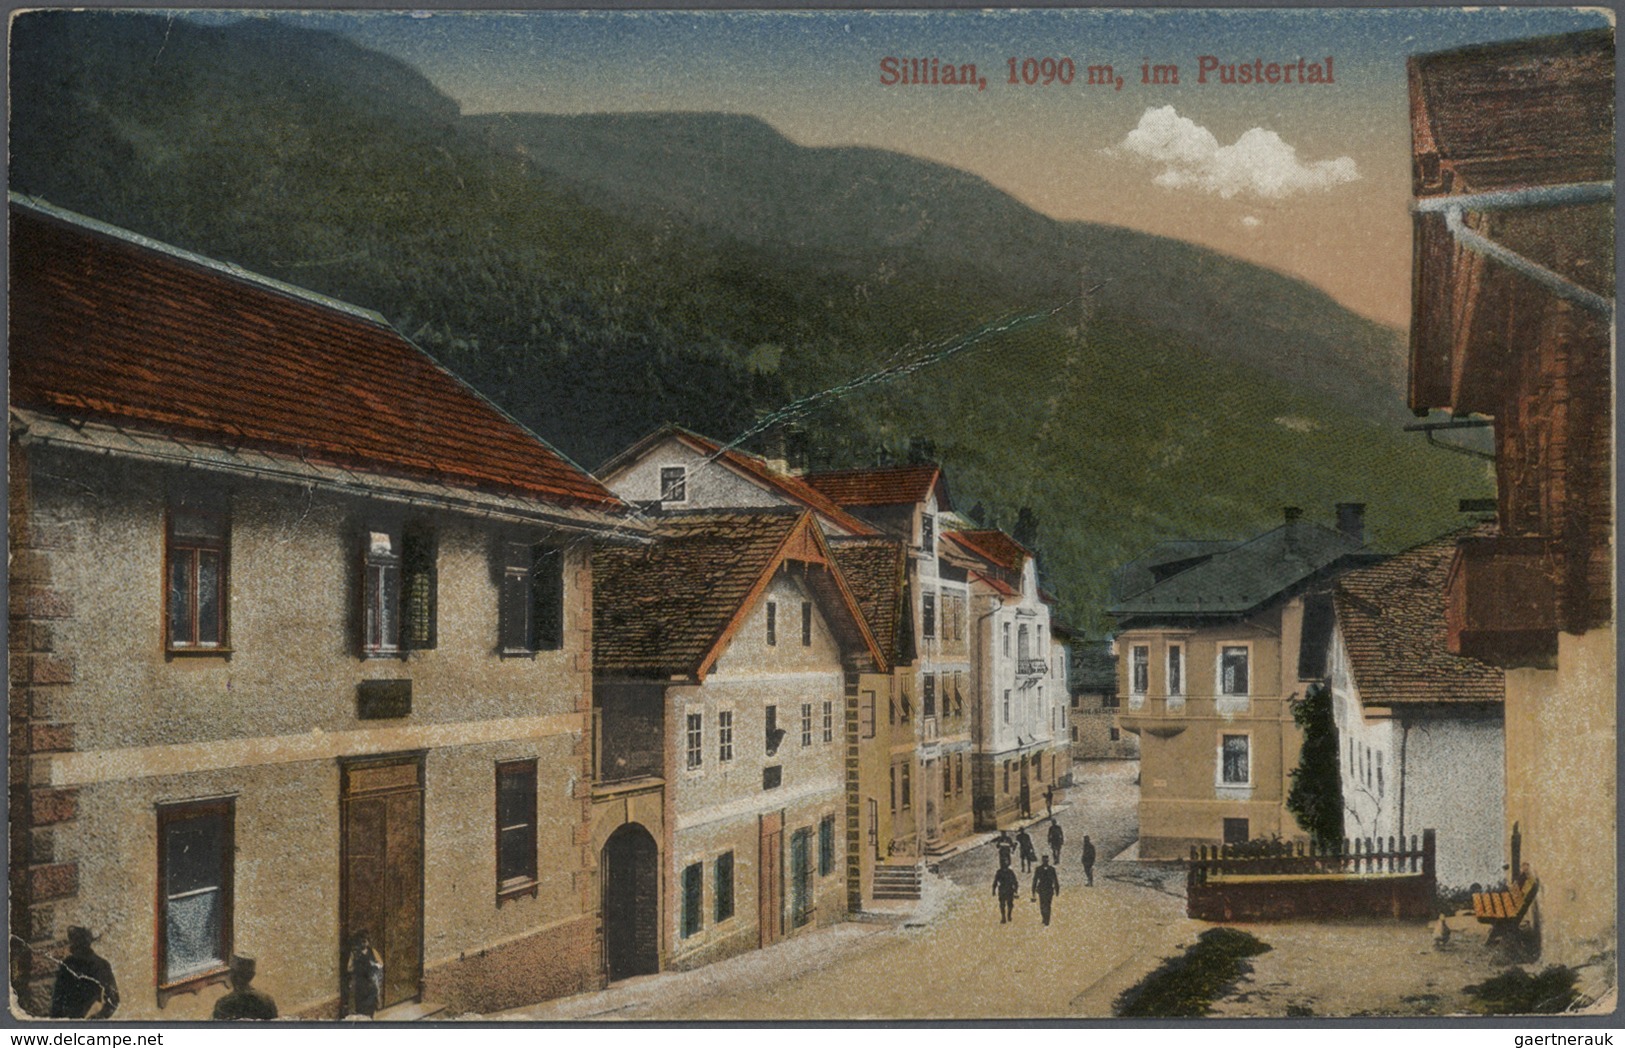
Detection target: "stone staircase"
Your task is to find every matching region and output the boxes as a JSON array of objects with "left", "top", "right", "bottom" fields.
[{"left": 871, "top": 864, "right": 923, "bottom": 902}]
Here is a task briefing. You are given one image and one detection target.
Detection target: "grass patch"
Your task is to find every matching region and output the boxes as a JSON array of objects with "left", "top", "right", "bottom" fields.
[
  {"left": 1114, "top": 927, "right": 1272, "bottom": 1017},
  {"left": 1464, "top": 966, "right": 1586, "bottom": 1014}
]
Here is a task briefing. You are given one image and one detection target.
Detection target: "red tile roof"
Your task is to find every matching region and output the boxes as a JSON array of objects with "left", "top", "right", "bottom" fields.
[
  {"left": 828, "top": 537, "right": 909, "bottom": 663},
  {"left": 944, "top": 529, "right": 1031, "bottom": 573},
  {"left": 9, "top": 198, "right": 622, "bottom": 509},
  {"left": 802, "top": 464, "right": 948, "bottom": 509},
  {"left": 598, "top": 425, "right": 878, "bottom": 537},
  {"left": 1335, "top": 526, "right": 1504, "bottom": 707},
  {"left": 593, "top": 510, "right": 884, "bottom": 679}
]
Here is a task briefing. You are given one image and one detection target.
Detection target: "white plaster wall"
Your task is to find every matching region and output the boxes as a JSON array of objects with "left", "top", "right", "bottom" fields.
[
  {"left": 601, "top": 438, "right": 782, "bottom": 511},
  {"left": 1401, "top": 714, "right": 1506, "bottom": 889}
]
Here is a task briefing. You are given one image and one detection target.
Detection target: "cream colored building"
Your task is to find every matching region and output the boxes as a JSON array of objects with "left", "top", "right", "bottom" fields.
[
  {"left": 8, "top": 198, "right": 635, "bottom": 1018},
  {"left": 592, "top": 510, "right": 883, "bottom": 971},
  {"left": 1110, "top": 508, "right": 1369, "bottom": 858}
]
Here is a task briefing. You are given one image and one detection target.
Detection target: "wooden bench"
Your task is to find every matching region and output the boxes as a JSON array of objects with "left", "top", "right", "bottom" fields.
[{"left": 1473, "top": 878, "right": 1538, "bottom": 942}]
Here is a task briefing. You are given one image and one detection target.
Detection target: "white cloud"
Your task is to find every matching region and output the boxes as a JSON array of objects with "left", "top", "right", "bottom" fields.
[{"left": 1111, "top": 106, "right": 1359, "bottom": 199}]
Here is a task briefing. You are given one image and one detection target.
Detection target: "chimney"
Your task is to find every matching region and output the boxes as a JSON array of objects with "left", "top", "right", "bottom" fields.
[
  {"left": 1283, "top": 506, "right": 1303, "bottom": 524},
  {"left": 1336, "top": 502, "right": 1366, "bottom": 543}
]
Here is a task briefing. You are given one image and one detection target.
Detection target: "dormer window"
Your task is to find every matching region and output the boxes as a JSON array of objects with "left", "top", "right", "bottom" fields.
[{"left": 659, "top": 466, "right": 687, "bottom": 503}]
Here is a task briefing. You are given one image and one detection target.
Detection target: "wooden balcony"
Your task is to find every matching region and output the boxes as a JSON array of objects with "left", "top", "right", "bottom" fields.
[{"left": 1445, "top": 535, "right": 1559, "bottom": 668}]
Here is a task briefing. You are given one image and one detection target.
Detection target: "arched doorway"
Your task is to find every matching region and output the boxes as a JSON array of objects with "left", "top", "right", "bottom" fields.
[{"left": 601, "top": 823, "right": 659, "bottom": 982}]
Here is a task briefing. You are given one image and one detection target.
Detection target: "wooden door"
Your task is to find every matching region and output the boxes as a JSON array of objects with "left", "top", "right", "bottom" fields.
[
  {"left": 601, "top": 823, "right": 660, "bottom": 981},
  {"left": 341, "top": 754, "right": 425, "bottom": 1013},
  {"left": 758, "top": 812, "right": 783, "bottom": 948}
]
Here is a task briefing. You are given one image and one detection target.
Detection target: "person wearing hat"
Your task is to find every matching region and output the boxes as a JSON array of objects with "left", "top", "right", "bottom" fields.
[
  {"left": 50, "top": 926, "right": 118, "bottom": 1019},
  {"left": 213, "top": 955, "right": 278, "bottom": 1020}
]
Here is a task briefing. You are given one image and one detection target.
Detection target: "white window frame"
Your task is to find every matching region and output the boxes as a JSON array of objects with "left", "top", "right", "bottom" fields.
[
  {"left": 822, "top": 700, "right": 834, "bottom": 743},
  {"left": 1167, "top": 642, "right": 1185, "bottom": 697},
  {"left": 801, "top": 702, "right": 813, "bottom": 747},
  {"left": 1217, "top": 643, "right": 1252, "bottom": 698},
  {"left": 1130, "top": 644, "right": 1150, "bottom": 696},
  {"left": 1217, "top": 732, "right": 1252, "bottom": 788}
]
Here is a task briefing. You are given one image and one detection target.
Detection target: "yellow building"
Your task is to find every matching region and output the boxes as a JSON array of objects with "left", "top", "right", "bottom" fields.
[
  {"left": 804, "top": 466, "right": 976, "bottom": 858},
  {"left": 7, "top": 197, "right": 635, "bottom": 1018},
  {"left": 1110, "top": 508, "right": 1371, "bottom": 858}
]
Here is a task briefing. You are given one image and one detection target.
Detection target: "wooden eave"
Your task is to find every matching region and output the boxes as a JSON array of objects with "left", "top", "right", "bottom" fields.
[{"left": 693, "top": 511, "right": 888, "bottom": 681}]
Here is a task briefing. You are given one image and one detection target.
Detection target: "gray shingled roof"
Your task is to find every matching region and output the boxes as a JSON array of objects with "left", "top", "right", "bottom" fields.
[
  {"left": 1110, "top": 540, "right": 1241, "bottom": 603},
  {"left": 1110, "top": 520, "right": 1365, "bottom": 618}
]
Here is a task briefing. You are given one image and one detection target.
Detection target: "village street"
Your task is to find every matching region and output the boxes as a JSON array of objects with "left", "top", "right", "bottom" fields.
[
  {"left": 506, "top": 759, "right": 1550, "bottom": 1021},
  {"left": 510, "top": 760, "right": 1201, "bottom": 1020}
]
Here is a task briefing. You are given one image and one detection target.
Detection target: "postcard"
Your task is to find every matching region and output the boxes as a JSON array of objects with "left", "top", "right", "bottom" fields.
[{"left": 5, "top": 4, "right": 1616, "bottom": 1026}]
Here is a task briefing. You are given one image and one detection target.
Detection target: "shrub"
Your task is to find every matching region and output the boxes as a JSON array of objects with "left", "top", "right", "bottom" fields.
[
  {"left": 1463, "top": 966, "right": 1585, "bottom": 1014},
  {"left": 1115, "top": 928, "right": 1272, "bottom": 1017}
]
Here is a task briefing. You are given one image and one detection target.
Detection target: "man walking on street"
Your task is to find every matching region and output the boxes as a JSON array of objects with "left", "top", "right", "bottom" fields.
[
  {"left": 993, "top": 859, "right": 1020, "bottom": 923},
  {"left": 1016, "top": 826, "right": 1037, "bottom": 872},
  {"left": 1081, "top": 835, "right": 1097, "bottom": 886},
  {"left": 1047, "top": 818, "right": 1065, "bottom": 864},
  {"left": 1031, "top": 856, "right": 1061, "bottom": 926},
  {"left": 1044, "top": 783, "right": 1055, "bottom": 819},
  {"left": 995, "top": 831, "right": 1015, "bottom": 869}
]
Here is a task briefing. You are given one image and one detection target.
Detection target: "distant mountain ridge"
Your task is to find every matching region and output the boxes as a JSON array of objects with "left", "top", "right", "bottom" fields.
[
  {"left": 469, "top": 110, "right": 1410, "bottom": 420},
  {"left": 8, "top": 11, "right": 1487, "bottom": 627}
]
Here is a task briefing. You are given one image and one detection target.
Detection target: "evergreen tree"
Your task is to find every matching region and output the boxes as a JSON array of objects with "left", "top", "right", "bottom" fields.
[
  {"left": 1286, "top": 683, "right": 1344, "bottom": 846},
  {"left": 1013, "top": 506, "right": 1039, "bottom": 548}
]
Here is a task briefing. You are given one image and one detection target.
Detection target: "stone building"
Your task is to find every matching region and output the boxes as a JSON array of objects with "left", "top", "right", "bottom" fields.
[
  {"left": 1068, "top": 639, "right": 1138, "bottom": 762},
  {"left": 803, "top": 466, "right": 975, "bottom": 856},
  {"left": 8, "top": 196, "right": 635, "bottom": 1018}
]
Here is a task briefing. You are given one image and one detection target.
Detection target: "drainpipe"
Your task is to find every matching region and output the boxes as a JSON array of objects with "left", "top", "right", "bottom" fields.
[
  {"left": 1397, "top": 716, "right": 1409, "bottom": 841},
  {"left": 1414, "top": 181, "right": 1615, "bottom": 318}
]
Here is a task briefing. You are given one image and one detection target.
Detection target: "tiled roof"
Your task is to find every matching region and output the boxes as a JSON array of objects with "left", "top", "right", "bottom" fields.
[
  {"left": 1335, "top": 526, "right": 1503, "bottom": 707},
  {"left": 969, "top": 570, "right": 1017, "bottom": 598},
  {"left": 597, "top": 424, "right": 877, "bottom": 537},
  {"left": 829, "top": 537, "right": 908, "bottom": 663},
  {"left": 593, "top": 510, "right": 882, "bottom": 679},
  {"left": 9, "top": 197, "right": 621, "bottom": 509},
  {"left": 1110, "top": 520, "right": 1365, "bottom": 618},
  {"left": 802, "top": 464, "right": 949, "bottom": 509},
  {"left": 945, "top": 530, "right": 1031, "bottom": 573}
]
